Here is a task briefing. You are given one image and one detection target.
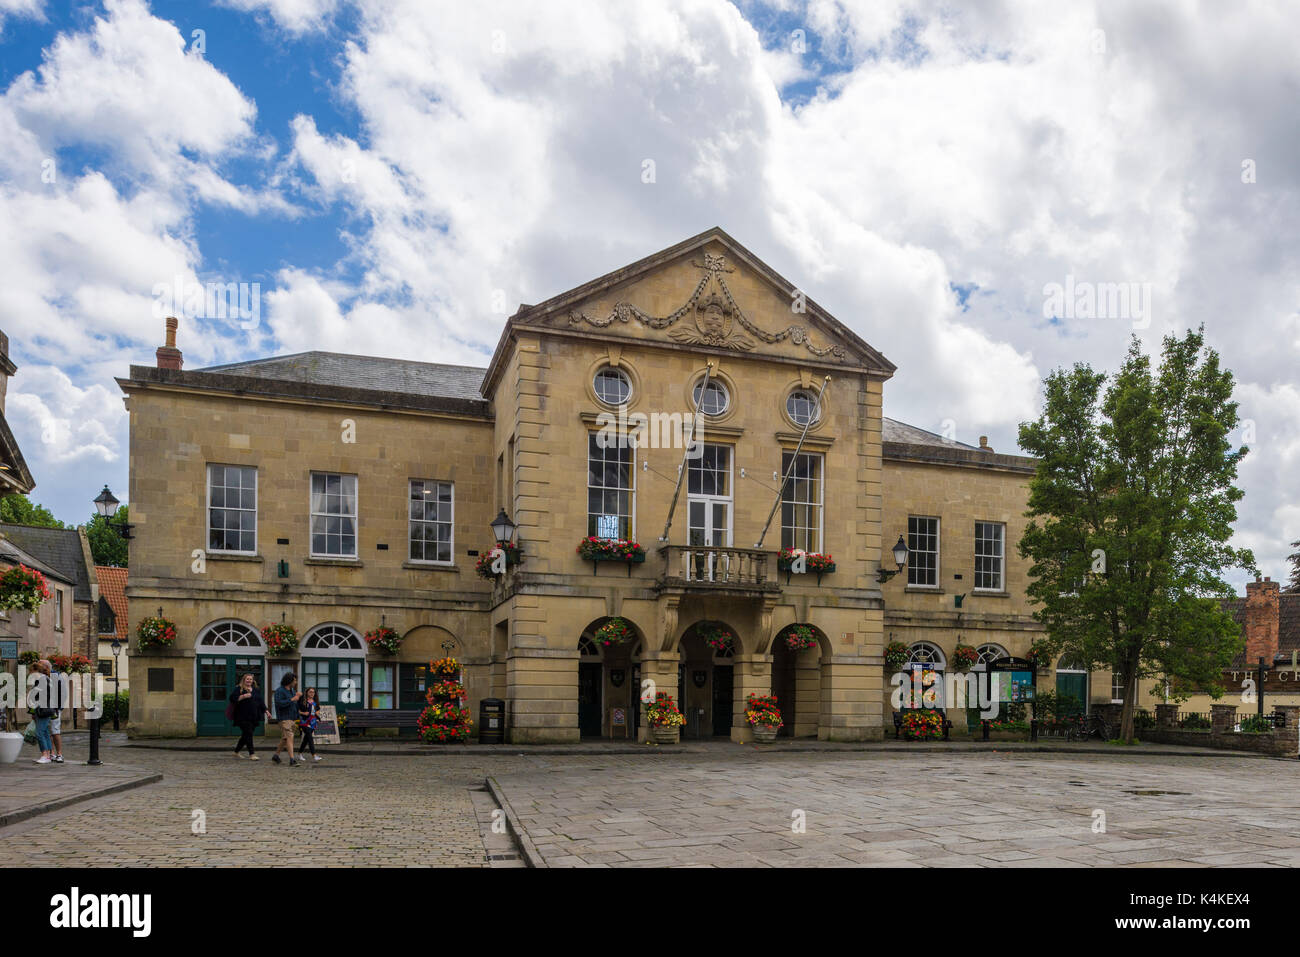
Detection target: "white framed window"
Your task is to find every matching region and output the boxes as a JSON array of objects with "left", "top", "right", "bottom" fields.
[
  {"left": 786, "top": 389, "right": 821, "bottom": 427},
  {"left": 1111, "top": 672, "right": 1124, "bottom": 703},
  {"left": 692, "top": 380, "right": 730, "bottom": 416},
  {"left": 207, "top": 464, "right": 257, "bottom": 554},
  {"left": 975, "top": 643, "right": 1008, "bottom": 666},
  {"left": 409, "top": 480, "right": 453, "bottom": 563},
  {"left": 593, "top": 367, "right": 632, "bottom": 406},
  {"left": 310, "top": 472, "right": 358, "bottom": 558},
  {"left": 196, "top": 619, "right": 265, "bottom": 651},
  {"left": 907, "top": 516, "right": 939, "bottom": 587},
  {"left": 780, "top": 451, "right": 822, "bottom": 552},
  {"left": 587, "top": 433, "right": 634, "bottom": 539},
  {"left": 974, "top": 521, "right": 1005, "bottom": 591},
  {"left": 54, "top": 590, "right": 64, "bottom": 631}
]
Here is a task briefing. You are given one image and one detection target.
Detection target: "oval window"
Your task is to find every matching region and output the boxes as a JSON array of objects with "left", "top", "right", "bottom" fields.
[
  {"left": 593, "top": 367, "right": 632, "bottom": 406},
  {"left": 692, "top": 380, "right": 730, "bottom": 416},
  {"left": 786, "top": 389, "right": 820, "bottom": 426}
]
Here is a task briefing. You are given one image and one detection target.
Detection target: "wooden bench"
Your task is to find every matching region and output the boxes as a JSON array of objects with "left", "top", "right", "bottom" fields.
[{"left": 342, "top": 709, "right": 423, "bottom": 737}]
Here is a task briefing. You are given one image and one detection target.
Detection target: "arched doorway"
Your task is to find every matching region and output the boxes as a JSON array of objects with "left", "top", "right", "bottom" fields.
[
  {"left": 771, "top": 623, "right": 826, "bottom": 737},
  {"left": 676, "top": 621, "right": 739, "bottom": 740},
  {"left": 300, "top": 623, "right": 366, "bottom": 716},
  {"left": 577, "top": 619, "right": 645, "bottom": 739},
  {"left": 195, "top": 620, "right": 265, "bottom": 736}
]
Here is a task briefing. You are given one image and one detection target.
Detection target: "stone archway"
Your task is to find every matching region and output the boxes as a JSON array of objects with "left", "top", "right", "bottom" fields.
[
  {"left": 577, "top": 617, "right": 646, "bottom": 739},
  {"left": 771, "top": 622, "right": 827, "bottom": 738},
  {"left": 675, "top": 620, "right": 741, "bottom": 740}
]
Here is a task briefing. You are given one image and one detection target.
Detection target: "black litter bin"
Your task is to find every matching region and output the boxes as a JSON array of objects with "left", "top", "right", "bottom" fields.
[{"left": 479, "top": 698, "right": 505, "bottom": 744}]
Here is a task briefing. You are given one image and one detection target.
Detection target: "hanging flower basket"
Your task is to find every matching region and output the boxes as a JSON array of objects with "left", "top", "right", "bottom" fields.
[
  {"left": 49, "top": 653, "right": 93, "bottom": 674},
  {"left": 136, "top": 616, "right": 178, "bottom": 653},
  {"left": 18, "top": 650, "right": 40, "bottom": 668},
  {"left": 261, "top": 622, "right": 299, "bottom": 656},
  {"left": 952, "top": 644, "right": 980, "bottom": 673},
  {"left": 884, "top": 641, "right": 910, "bottom": 669},
  {"left": 782, "top": 624, "right": 818, "bottom": 653},
  {"left": 364, "top": 626, "right": 402, "bottom": 656},
  {"left": 475, "top": 542, "right": 522, "bottom": 579},
  {"left": 1026, "top": 640, "right": 1053, "bottom": 672},
  {"left": 594, "top": 617, "right": 635, "bottom": 647},
  {"left": 698, "top": 623, "right": 735, "bottom": 653},
  {"left": 577, "top": 537, "right": 646, "bottom": 575},
  {"left": 0, "top": 565, "right": 50, "bottom": 613}
]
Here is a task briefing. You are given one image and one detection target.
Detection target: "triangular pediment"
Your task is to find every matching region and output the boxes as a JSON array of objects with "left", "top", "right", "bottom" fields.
[{"left": 509, "top": 228, "right": 895, "bottom": 376}]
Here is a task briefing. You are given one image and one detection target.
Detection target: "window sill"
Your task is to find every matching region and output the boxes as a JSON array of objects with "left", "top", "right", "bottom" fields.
[
  {"left": 971, "top": 590, "right": 1010, "bottom": 598},
  {"left": 304, "top": 558, "right": 363, "bottom": 567},
  {"left": 206, "top": 552, "right": 264, "bottom": 563},
  {"left": 402, "top": 562, "right": 460, "bottom": 573},
  {"left": 904, "top": 585, "right": 943, "bottom": 594}
]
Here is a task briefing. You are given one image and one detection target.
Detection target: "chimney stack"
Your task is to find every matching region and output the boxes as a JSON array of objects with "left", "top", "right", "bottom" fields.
[
  {"left": 156, "top": 316, "right": 183, "bottom": 370},
  {"left": 1244, "top": 576, "right": 1281, "bottom": 663}
]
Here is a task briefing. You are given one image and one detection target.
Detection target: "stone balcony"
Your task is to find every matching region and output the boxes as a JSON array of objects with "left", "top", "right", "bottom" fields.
[{"left": 655, "top": 544, "right": 780, "bottom": 597}]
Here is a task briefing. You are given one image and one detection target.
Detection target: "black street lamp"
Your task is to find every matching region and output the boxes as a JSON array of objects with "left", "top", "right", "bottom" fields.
[
  {"left": 94, "top": 486, "right": 133, "bottom": 539},
  {"left": 490, "top": 508, "right": 517, "bottom": 544},
  {"left": 110, "top": 639, "right": 122, "bottom": 732},
  {"left": 877, "top": 535, "right": 910, "bottom": 583}
]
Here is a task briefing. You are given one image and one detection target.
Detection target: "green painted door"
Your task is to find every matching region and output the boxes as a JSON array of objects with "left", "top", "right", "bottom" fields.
[
  {"left": 197, "top": 656, "right": 265, "bottom": 736},
  {"left": 1055, "top": 672, "right": 1088, "bottom": 716},
  {"left": 397, "top": 663, "right": 430, "bottom": 736},
  {"left": 301, "top": 658, "right": 364, "bottom": 714}
]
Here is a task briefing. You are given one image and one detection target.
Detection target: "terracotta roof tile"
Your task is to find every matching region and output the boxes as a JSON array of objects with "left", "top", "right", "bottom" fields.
[{"left": 95, "top": 565, "right": 128, "bottom": 641}]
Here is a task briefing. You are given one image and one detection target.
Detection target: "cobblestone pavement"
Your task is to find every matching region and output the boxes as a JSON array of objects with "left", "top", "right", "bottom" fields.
[
  {"left": 2, "top": 740, "right": 525, "bottom": 867},
  {"left": 7, "top": 743, "right": 1299, "bottom": 867},
  {"left": 492, "top": 750, "right": 1300, "bottom": 867}
]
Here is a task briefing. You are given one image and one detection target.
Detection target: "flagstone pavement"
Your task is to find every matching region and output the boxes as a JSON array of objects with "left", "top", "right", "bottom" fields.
[{"left": 3, "top": 740, "right": 1299, "bottom": 867}]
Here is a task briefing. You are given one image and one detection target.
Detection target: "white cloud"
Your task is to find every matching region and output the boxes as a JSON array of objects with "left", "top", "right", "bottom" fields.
[
  {"left": 218, "top": 0, "right": 339, "bottom": 35},
  {"left": 0, "top": 0, "right": 43, "bottom": 37}
]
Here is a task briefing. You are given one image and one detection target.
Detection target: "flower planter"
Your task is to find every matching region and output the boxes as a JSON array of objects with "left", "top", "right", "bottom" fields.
[
  {"left": 649, "top": 726, "right": 679, "bottom": 744},
  {"left": 751, "top": 725, "right": 779, "bottom": 744},
  {"left": 0, "top": 732, "right": 22, "bottom": 764}
]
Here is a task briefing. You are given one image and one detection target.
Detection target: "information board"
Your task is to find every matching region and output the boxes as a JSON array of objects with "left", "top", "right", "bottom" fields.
[{"left": 989, "top": 658, "right": 1036, "bottom": 702}]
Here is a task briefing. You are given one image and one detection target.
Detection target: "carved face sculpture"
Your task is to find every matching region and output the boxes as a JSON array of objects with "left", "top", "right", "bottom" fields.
[{"left": 700, "top": 300, "right": 727, "bottom": 337}]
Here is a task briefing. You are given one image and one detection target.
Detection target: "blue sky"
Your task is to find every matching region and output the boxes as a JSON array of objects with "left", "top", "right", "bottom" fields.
[{"left": 0, "top": 0, "right": 1297, "bottom": 592}]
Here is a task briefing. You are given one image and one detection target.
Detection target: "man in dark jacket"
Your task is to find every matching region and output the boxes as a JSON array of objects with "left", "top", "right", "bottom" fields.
[{"left": 272, "top": 672, "right": 301, "bottom": 766}]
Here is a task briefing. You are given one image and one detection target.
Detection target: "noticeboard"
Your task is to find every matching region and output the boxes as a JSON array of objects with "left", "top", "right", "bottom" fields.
[
  {"left": 315, "top": 705, "right": 341, "bottom": 745},
  {"left": 0, "top": 640, "right": 17, "bottom": 660},
  {"left": 989, "top": 658, "right": 1036, "bottom": 702}
]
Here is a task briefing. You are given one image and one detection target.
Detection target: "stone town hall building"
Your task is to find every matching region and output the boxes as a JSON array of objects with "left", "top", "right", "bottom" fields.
[{"left": 120, "top": 228, "right": 1062, "bottom": 742}]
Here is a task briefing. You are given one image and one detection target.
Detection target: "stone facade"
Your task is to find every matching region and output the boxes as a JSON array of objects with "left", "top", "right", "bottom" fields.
[{"left": 117, "top": 228, "right": 1078, "bottom": 742}]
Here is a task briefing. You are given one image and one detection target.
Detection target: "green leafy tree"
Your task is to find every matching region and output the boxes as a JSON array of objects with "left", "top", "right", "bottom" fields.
[
  {"left": 0, "top": 494, "right": 65, "bottom": 528},
  {"left": 1286, "top": 540, "right": 1300, "bottom": 593},
  {"left": 86, "top": 506, "right": 129, "bottom": 567},
  {"left": 1017, "top": 328, "right": 1255, "bottom": 743}
]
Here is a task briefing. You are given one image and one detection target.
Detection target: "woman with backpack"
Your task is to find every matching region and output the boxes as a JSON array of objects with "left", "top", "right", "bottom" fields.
[
  {"left": 229, "top": 672, "right": 270, "bottom": 759},
  {"left": 29, "top": 659, "right": 55, "bottom": 764},
  {"left": 298, "top": 686, "right": 322, "bottom": 762}
]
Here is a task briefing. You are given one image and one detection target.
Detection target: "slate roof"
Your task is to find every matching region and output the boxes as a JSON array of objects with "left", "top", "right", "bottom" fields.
[
  {"left": 0, "top": 536, "right": 73, "bottom": 587},
  {"left": 198, "top": 352, "right": 487, "bottom": 403},
  {"left": 95, "top": 565, "right": 128, "bottom": 641},
  {"left": 0, "top": 525, "right": 88, "bottom": 598},
  {"left": 882, "top": 417, "right": 981, "bottom": 451}
]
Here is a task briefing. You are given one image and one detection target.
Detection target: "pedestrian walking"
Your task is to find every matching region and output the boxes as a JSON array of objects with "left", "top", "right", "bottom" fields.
[
  {"left": 298, "top": 687, "right": 322, "bottom": 762},
  {"left": 229, "top": 672, "right": 270, "bottom": 759},
  {"left": 28, "top": 659, "right": 55, "bottom": 764},
  {"left": 272, "top": 672, "right": 301, "bottom": 766},
  {"left": 49, "top": 667, "right": 69, "bottom": 763}
]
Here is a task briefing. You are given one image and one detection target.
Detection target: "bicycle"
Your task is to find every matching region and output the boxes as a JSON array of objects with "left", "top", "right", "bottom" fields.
[{"left": 1064, "top": 712, "right": 1112, "bottom": 742}]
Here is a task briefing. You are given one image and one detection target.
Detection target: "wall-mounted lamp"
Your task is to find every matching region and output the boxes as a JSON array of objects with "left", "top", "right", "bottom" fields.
[{"left": 876, "top": 535, "right": 909, "bottom": 583}]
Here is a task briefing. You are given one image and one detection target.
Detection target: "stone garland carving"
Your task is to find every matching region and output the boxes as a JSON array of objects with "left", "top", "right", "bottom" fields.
[{"left": 566, "top": 254, "right": 847, "bottom": 358}]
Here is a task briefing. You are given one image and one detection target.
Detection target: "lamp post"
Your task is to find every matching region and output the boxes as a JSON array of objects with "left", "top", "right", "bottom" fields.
[
  {"left": 876, "top": 535, "right": 910, "bottom": 583},
  {"left": 110, "top": 639, "right": 122, "bottom": 732},
  {"left": 86, "top": 485, "right": 133, "bottom": 766}
]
